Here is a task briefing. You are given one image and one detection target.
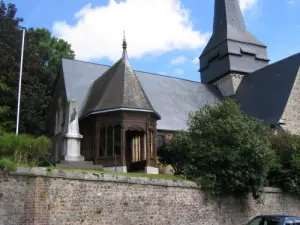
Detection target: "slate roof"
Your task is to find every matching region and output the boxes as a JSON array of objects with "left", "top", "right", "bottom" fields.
[
  {"left": 199, "top": 0, "right": 269, "bottom": 84},
  {"left": 201, "top": 0, "right": 265, "bottom": 56},
  {"left": 234, "top": 53, "right": 300, "bottom": 125},
  {"left": 80, "top": 46, "right": 155, "bottom": 118},
  {"left": 61, "top": 59, "right": 222, "bottom": 131}
]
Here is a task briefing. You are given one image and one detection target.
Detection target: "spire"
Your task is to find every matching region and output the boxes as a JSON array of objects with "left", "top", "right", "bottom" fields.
[
  {"left": 122, "top": 31, "right": 127, "bottom": 60},
  {"left": 80, "top": 30, "right": 158, "bottom": 119},
  {"left": 212, "top": 0, "right": 246, "bottom": 42},
  {"left": 199, "top": 0, "right": 269, "bottom": 84},
  {"left": 205, "top": 0, "right": 263, "bottom": 53}
]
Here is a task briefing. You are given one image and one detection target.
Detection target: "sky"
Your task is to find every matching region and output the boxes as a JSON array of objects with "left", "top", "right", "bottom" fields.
[{"left": 6, "top": 0, "right": 300, "bottom": 82}]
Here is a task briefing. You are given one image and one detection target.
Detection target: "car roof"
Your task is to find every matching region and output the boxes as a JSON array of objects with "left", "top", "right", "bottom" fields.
[{"left": 258, "top": 215, "right": 300, "bottom": 219}]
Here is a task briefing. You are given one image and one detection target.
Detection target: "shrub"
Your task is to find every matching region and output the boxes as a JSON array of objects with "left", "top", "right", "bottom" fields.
[
  {"left": 158, "top": 132, "right": 194, "bottom": 175},
  {"left": 268, "top": 132, "right": 300, "bottom": 195},
  {"left": 0, "top": 132, "right": 51, "bottom": 167},
  {"left": 0, "top": 157, "right": 17, "bottom": 172},
  {"left": 185, "top": 98, "right": 275, "bottom": 199}
]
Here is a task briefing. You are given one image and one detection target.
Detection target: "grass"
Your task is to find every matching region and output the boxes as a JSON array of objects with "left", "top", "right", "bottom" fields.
[{"left": 49, "top": 167, "right": 188, "bottom": 181}]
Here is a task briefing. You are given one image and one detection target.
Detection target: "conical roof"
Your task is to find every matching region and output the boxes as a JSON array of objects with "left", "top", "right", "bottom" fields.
[
  {"left": 81, "top": 35, "right": 157, "bottom": 118},
  {"left": 201, "top": 0, "right": 266, "bottom": 56},
  {"left": 199, "top": 0, "right": 269, "bottom": 84}
]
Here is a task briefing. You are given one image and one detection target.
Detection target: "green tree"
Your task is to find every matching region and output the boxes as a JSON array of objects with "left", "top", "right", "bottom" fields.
[
  {"left": 268, "top": 132, "right": 300, "bottom": 195},
  {"left": 158, "top": 132, "right": 194, "bottom": 175},
  {"left": 0, "top": 1, "right": 75, "bottom": 135},
  {"left": 0, "top": 132, "right": 51, "bottom": 170},
  {"left": 186, "top": 98, "right": 275, "bottom": 199},
  {"left": 33, "top": 28, "right": 75, "bottom": 87},
  {"left": 0, "top": 1, "right": 23, "bottom": 132}
]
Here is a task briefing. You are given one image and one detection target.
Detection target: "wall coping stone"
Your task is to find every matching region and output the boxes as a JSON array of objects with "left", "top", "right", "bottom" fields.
[
  {"left": 11, "top": 167, "right": 198, "bottom": 188},
  {"left": 9, "top": 167, "right": 283, "bottom": 193}
]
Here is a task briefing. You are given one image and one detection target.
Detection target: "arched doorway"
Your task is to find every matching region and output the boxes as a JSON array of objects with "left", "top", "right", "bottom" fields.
[{"left": 126, "top": 126, "right": 146, "bottom": 172}]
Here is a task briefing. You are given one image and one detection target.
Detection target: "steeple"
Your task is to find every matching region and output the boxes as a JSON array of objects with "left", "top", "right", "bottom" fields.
[
  {"left": 122, "top": 31, "right": 127, "bottom": 60},
  {"left": 199, "top": 0, "right": 269, "bottom": 87},
  {"left": 81, "top": 34, "right": 158, "bottom": 118}
]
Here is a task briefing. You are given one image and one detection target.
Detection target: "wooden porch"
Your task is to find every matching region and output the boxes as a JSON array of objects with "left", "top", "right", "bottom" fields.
[{"left": 79, "top": 111, "right": 158, "bottom": 172}]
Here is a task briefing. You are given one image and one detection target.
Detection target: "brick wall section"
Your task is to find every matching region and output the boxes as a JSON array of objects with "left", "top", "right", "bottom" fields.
[
  {"left": 0, "top": 172, "right": 28, "bottom": 225},
  {"left": 20, "top": 176, "right": 36, "bottom": 225},
  {"left": 281, "top": 68, "right": 300, "bottom": 134},
  {"left": 0, "top": 172, "right": 50, "bottom": 225},
  {"left": 1, "top": 168, "right": 300, "bottom": 225},
  {"left": 33, "top": 177, "right": 50, "bottom": 225}
]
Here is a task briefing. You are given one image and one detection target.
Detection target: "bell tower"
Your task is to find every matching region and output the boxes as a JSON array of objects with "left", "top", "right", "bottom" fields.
[{"left": 199, "top": 0, "right": 269, "bottom": 96}]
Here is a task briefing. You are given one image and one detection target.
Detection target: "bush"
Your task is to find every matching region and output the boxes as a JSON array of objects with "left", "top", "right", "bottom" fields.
[
  {"left": 268, "top": 132, "right": 300, "bottom": 195},
  {"left": 0, "top": 157, "right": 17, "bottom": 172},
  {"left": 158, "top": 132, "right": 194, "bottom": 175},
  {"left": 185, "top": 99, "right": 275, "bottom": 199},
  {"left": 0, "top": 132, "right": 51, "bottom": 167}
]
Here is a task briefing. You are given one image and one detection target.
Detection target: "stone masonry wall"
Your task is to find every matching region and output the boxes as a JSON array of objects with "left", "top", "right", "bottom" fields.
[
  {"left": 281, "top": 68, "right": 300, "bottom": 134},
  {"left": 1, "top": 168, "right": 300, "bottom": 225}
]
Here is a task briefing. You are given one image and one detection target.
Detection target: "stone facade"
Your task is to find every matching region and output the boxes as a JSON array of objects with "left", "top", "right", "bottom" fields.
[
  {"left": 213, "top": 73, "right": 244, "bottom": 97},
  {"left": 1, "top": 168, "right": 300, "bottom": 225},
  {"left": 280, "top": 68, "right": 300, "bottom": 134},
  {"left": 0, "top": 172, "right": 50, "bottom": 225}
]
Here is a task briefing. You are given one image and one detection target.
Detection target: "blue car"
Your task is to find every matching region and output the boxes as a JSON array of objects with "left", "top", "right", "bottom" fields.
[{"left": 247, "top": 215, "right": 300, "bottom": 225}]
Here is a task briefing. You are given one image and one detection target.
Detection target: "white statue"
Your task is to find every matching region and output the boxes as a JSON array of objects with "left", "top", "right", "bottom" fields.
[{"left": 64, "top": 99, "right": 84, "bottom": 161}]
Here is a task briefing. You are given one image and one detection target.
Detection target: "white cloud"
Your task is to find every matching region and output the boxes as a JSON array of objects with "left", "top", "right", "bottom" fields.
[
  {"left": 170, "top": 55, "right": 187, "bottom": 65},
  {"left": 192, "top": 57, "right": 198, "bottom": 64},
  {"left": 158, "top": 72, "right": 167, "bottom": 75},
  {"left": 52, "top": 0, "right": 210, "bottom": 62},
  {"left": 239, "top": 0, "right": 258, "bottom": 12},
  {"left": 174, "top": 68, "right": 184, "bottom": 75}
]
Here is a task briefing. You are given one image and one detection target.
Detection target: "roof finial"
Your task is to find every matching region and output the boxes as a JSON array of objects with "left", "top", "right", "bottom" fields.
[{"left": 122, "top": 31, "right": 127, "bottom": 50}]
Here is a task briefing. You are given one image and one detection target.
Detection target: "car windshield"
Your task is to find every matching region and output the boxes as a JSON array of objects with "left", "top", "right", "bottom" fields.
[
  {"left": 248, "top": 216, "right": 281, "bottom": 225},
  {"left": 264, "top": 217, "right": 281, "bottom": 225}
]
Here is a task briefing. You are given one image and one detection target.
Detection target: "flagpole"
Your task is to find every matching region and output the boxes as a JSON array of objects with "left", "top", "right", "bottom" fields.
[{"left": 16, "top": 28, "right": 25, "bottom": 135}]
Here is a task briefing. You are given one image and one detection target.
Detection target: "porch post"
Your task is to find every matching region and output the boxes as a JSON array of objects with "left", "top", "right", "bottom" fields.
[
  {"left": 112, "top": 125, "right": 115, "bottom": 157},
  {"left": 94, "top": 118, "right": 100, "bottom": 162},
  {"left": 138, "top": 136, "right": 141, "bottom": 161},
  {"left": 132, "top": 137, "right": 135, "bottom": 162},
  {"left": 105, "top": 124, "right": 108, "bottom": 156},
  {"left": 146, "top": 116, "right": 150, "bottom": 165},
  {"left": 153, "top": 123, "right": 157, "bottom": 160},
  {"left": 121, "top": 116, "right": 126, "bottom": 167},
  {"left": 143, "top": 133, "right": 146, "bottom": 160}
]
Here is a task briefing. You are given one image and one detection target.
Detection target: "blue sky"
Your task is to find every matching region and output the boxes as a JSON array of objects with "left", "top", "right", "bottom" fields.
[{"left": 7, "top": 0, "right": 300, "bottom": 82}]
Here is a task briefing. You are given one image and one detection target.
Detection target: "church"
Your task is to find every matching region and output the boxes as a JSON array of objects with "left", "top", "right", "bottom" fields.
[{"left": 48, "top": 0, "right": 300, "bottom": 174}]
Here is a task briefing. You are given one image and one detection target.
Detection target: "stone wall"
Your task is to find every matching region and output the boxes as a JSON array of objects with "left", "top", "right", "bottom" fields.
[
  {"left": 281, "top": 68, "right": 300, "bottom": 134},
  {"left": 1, "top": 168, "right": 300, "bottom": 225}
]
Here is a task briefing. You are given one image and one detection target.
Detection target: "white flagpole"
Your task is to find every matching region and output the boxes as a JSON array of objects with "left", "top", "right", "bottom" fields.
[{"left": 16, "top": 28, "right": 26, "bottom": 135}]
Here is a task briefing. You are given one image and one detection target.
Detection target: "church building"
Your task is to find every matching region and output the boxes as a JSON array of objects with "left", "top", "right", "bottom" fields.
[{"left": 48, "top": 0, "right": 300, "bottom": 174}]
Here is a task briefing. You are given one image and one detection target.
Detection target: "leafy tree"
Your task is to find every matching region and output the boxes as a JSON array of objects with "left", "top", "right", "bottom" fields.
[
  {"left": 0, "top": 132, "right": 51, "bottom": 167},
  {"left": 268, "top": 132, "right": 300, "bottom": 195},
  {"left": 185, "top": 98, "right": 275, "bottom": 199},
  {"left": 0, "top": 1, "right": 23, "bottom": 132},
  {"left": 158, "top": 132, "right": 194, "bottom": 175},
  {"left": 0, "top": 1, "right": 75, "bottom": 135}
]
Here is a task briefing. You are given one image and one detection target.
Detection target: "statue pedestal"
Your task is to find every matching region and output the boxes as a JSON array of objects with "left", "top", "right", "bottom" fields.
[
  {"left": 63, "top": 100, "right": 84, "bottom": 162},
  {"left": 64, "top": 133, "right": 84, "bottom": 161}
]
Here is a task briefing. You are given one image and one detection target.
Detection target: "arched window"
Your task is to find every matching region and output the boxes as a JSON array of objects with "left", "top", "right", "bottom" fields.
[{"left": 156, "top": 135, "right": 165, "bottom": 149}]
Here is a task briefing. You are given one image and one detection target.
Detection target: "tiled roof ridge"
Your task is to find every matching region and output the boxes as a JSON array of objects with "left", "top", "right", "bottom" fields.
[{"left": 62, "top": 58, "right": 201, "bottom": 84}]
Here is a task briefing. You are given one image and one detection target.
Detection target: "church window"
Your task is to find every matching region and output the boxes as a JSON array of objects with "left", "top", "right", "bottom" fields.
[
  {"left": 156, "top": 135, "right": 165, "bottom": 151},
  {"left": 99, "top": 124, "right": 121, "bottom": 157}
]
